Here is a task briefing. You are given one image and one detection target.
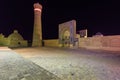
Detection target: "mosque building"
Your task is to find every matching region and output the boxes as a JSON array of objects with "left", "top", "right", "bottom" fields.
[{"left": 0, "top": 30, "right": 28, "bottom": 47}]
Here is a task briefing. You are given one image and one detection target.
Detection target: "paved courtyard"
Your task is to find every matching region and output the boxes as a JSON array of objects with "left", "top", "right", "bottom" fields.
[
  {"left": 0, "top": 47, "right": 61, "bottom": 80},
  {"left": 14, "top": 47, "right": 120, "bottom": 80}
]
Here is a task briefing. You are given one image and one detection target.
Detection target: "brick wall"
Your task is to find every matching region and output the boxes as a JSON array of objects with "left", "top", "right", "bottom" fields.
[
  {"left": 43, "top": 39, "right": 59, "bottom": 47},
  {"left": 79, "top": 35, "right": 120, "bottom": 51}
]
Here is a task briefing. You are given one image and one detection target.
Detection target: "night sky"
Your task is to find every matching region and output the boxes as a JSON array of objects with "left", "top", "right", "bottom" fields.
[{"left": 0, "top": 0, "right": 120, "bottom": 41}]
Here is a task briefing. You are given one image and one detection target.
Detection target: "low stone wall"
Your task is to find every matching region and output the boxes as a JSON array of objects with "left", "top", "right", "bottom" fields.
[
  {"left": 79, "top": 35, "right": 120, "bottom": 51},
  {"left": 43, "top": 39, "right": 59, "bottom": 47}
]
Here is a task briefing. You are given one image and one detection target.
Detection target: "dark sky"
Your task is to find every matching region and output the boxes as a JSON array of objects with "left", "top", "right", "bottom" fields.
[{"left": 0, "top": 0, "right": 120, "bottom": 41}]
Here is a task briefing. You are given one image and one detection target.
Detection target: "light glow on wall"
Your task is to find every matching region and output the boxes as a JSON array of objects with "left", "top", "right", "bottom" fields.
[{"left": 34, "top": 8, "right": 41, "bottom": 12}]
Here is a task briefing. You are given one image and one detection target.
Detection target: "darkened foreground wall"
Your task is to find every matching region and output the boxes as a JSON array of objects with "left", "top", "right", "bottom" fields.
[{"left": 79, "top": 35, "right": 120, "bottom": 51}]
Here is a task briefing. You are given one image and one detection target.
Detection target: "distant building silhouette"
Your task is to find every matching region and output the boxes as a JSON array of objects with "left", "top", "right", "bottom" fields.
[{"left": 93, "top": 32, "right": 103, "bottom": 37}]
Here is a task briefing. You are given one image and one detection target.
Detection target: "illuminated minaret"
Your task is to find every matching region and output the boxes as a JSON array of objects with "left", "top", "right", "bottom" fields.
[{"left": 32, "top": 3, "right": 42, "bottom": 47}]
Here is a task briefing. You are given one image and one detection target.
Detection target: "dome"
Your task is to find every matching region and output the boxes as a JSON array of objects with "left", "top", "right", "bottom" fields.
[
  {"left": 93, "top": 32, "right": 103, "bottom": 37},
  {"left": 95, "top": 32, "right": 103, "bottom": 35},
  {"left": 8, "top": 30, "right": 24, "bottom": 41}
]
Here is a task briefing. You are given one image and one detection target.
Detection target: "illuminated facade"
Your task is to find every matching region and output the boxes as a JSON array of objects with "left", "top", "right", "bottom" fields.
[{"left": 59, "top": 20, "right": 77, "bottom": 47}]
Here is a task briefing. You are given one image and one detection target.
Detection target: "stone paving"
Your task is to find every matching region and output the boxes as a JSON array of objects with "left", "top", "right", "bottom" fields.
[
  {"left": 29, "top": 56, "right": 120, "bottom": 80},
  {"left": 0, "top": 48, "right": 62, "bottom": 80},
  {"left": 14, "top": 47, "right": 120, "bottom": 80}
]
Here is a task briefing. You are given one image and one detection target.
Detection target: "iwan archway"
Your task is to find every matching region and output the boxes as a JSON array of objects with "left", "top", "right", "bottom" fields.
[
  {"left": 62, "top": 30, "right": 70, "bottom": 47},
  {"left": 59, "top": 20, "right": 76, "bottom": 47}
]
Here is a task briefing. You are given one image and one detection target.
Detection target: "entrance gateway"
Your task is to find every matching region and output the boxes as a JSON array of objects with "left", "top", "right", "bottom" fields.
[{"left": 59, "top": 20, "right": 77, "bottom": 47}]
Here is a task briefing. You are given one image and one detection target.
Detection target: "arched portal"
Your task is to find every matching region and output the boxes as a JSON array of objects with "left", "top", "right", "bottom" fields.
[
  {"left": 62, "top": 30, "right": 70, "bottom": 47},
  {"left": 59, "top": 20, "right": 76, "bottom": 48}
]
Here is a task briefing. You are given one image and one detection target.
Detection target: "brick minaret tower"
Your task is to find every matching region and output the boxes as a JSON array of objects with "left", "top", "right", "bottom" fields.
[{"left": 32, "top": 3, "right": 42, "bottom": 47}]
